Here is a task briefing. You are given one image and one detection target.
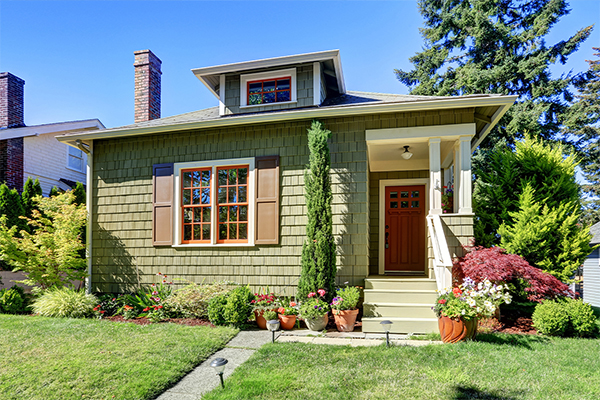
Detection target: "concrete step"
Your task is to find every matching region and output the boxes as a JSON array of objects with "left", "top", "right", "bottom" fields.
[
  {"left": 365, "top": 277, "right": 437, "bottom": 291},
  {"left": 364, "top": 289, "right": 438, "bottom": 304},
  {"left": 363, "top": 302, "right": 437, "bottom": 319},
  {"left": 362, "top": 317, "right": 439, "bottom": 334}
]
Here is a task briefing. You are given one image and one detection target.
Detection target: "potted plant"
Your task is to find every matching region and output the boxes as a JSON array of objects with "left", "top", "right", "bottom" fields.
[
  {"left": 299, "top": 289, "right": 330, "bottom": 331},
  {"left": 277, "top": 299, "right": 299, "bottom": 330},
  {"left": 251, "top": 291, "right": 277, "bottom": 329},
  {"left": 434, "top": 277, "right": 512, "bottom": 343},
  {"left": 330, "top": 286, "right": 361, "bottom": 332},
  {"left": 262, "top": 309, "right": 279, "bottom": 330}
]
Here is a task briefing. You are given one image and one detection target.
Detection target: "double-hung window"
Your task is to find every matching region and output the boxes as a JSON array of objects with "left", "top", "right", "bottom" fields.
[
  {"left": 67, "top": 146, "right": 84, "bottom": 172},
  {"left": 174, "top": 158, "right": 255, "bottom": 246}
]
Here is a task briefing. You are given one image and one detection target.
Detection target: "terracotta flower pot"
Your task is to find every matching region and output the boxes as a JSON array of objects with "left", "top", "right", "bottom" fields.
[
  {"left": 304, "top": 314, "right": 328, "bottom": 331},
  {"left": 438, "top": 316, "right": 478, "bottom": 343},
  {"left": 333, "top": 309, "right": 359, "bottom": 332},
  {"left": 278, "top": 314, "right": 297, "bottom": 330},
  {"left": 254, "top": 310, "right": 267, "bottom": 329}
]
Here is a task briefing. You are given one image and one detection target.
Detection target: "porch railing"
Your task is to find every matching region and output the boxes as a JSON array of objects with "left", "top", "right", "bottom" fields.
[{"left": 426, "top": 214, "right": 453, "bottom": 291}]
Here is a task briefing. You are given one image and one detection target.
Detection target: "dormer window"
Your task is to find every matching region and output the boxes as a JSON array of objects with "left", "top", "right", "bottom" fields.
[
  {"left": 248, "top": 77, "right": 291, "bottom": 105},
  {"left": 239, "top": 68, "right": 297, "bottom": 108}
]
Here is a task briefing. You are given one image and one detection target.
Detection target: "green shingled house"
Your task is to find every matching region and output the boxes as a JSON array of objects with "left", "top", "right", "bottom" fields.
[{"left": 57, "top": 50, "right": 515, "bottom": 333}]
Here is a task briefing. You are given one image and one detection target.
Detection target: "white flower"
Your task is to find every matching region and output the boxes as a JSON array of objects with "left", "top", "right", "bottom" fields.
[
  {"left": 467, "top": 298, "right": 476, "bottom": 307},
  {"left": 461, "top": 309, "right": 466, "bottom": 315}
]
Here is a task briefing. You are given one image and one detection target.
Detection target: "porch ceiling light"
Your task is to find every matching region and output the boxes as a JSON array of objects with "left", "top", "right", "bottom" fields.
[{"left": 401, "top": 146, "right": 413, "bottom": 160}]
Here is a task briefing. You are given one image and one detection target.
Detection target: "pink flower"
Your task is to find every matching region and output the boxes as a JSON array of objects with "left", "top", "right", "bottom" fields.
[
  {"left": 317, "top": 289, "right": 326, "bottom": 297},
  {"left": 308, "top": 292, "right": 316, "bottom": 298}
]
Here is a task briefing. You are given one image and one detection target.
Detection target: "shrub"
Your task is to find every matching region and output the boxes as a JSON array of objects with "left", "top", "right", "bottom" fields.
[
  {"left": 0, "top": 286, "right": 28, "bottom": 314},
  {"left": 564, "top": 298, "right": 597, "bottom": 337},
  {"left": 165, "top": 280, "right": 238, "bottom": 318},
  {"left": 532, "top": 300, "right": 569, "bottom": 336},
  {"left": 32, "top": 287, "right": 98, "bottom": 318},
  {"left": 330, "top": 286, "right": 361, "bottom": 311},
  {"left": 453, "top": 246, "right": 573, "bottom": 302},
  {"left": 223, "top": 286, "right": 253, "bottom": 328},
  {"left": 207, "top": 294, "right": 228, "bottom": 326},
  {"left": 263, "top": 310, "right": 278, "bottom": 321}
]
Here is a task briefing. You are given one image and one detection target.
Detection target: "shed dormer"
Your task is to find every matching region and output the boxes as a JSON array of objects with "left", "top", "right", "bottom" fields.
[{"left": 192, "top": 50, "right": 345, "bottom": 116}]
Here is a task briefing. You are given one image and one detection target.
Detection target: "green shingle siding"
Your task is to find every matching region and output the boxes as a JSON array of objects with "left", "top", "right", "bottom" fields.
[{"left": 92, "top": 108, "right": 473, "bottom": 294}]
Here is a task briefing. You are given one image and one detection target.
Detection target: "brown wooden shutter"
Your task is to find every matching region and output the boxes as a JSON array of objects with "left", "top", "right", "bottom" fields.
[
  {"left": 255, "top": 155, "right": 279, "bottom": 245},
  {"left": 152, "top": 163, "right": 174, "bottom": 246}
]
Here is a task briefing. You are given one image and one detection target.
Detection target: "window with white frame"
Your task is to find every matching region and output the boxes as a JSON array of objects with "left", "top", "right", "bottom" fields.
[
  {"left": 174, "top": 158, "right": 255, "bottom": 246},
  {"left": 240, "top": 68, "right": 296, "bottom": 108},
  {"left": 67, "top": 146, "right": 84, "bottom": 172}
]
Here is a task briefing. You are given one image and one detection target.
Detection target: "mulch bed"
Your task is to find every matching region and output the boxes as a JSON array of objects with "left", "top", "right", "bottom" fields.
[{"left": 479, "top": 307, "right": 537, "bottom": 335}]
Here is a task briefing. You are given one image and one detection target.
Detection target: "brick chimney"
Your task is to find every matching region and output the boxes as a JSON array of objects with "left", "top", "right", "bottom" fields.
[
  {"left": 0, "top": 72, "right": 25, "bottom": 191},
  {"left": 134, "top": 50, "right": 162, "bottom": 123},
  {"left": 0, "top": 72, "right": 25, "bottom": 128}
]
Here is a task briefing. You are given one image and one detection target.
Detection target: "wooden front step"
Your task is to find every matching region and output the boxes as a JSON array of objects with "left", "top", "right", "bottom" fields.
[{"left": 362, "top": 276, "right": 438, "bottom": 334}]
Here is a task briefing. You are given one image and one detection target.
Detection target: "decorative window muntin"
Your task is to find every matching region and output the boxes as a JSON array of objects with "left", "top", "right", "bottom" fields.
[
  {"left": 216, "top": 165, "right": 249, "bottom": 243},
  {"left": 247, "top": 77, "right": 291, "bottom": 105},
  {"left": 181, "top": 168, "right": 212, "bottom": 243},
  {"left": 239, "top": 68, "right": 297, "bottom": 108}
]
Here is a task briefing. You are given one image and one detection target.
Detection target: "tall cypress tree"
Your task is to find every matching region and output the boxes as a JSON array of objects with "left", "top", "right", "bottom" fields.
[
  {"left": 72, "top": 182, "right": 86, "bottom": 206},
  {"left": 297, "top": 121, "right": 336, "bottom": 301},
  {"left": 563, "top": 48, "right": 600, "bottom": 225},
  {"left": 22, "top": 177, "right": 43, "bottom": 220},
  {"left": 0, "top": 184, "right": 26, "bottom": 231},
  {"left": 395, "top": 0, "right": 592, "bottom": 149}
]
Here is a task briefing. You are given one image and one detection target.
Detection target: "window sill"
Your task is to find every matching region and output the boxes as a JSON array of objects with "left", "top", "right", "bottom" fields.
[
  {"left": 172, "top": 243, "right": 255, "bottom": 248},
  {"left": 66, "top": 166, "right": 85, "bottom": 173},
  {"left": 240, "top": 101, "right": 297, "bottom": 109}
]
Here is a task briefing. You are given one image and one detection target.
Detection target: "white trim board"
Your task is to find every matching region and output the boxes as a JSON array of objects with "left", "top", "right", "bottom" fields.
[
  {"left": 378, "top": 178, "right": 430, "bottom": 275},
  {"left": 366, "top": 123, "right": 476, "bottom": 144}
]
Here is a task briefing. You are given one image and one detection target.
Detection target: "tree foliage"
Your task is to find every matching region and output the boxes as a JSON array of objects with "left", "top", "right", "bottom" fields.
[
  {"left": 395, "top": 0, "right": 592, "bottom": 149},
  {"left": 72, "top": 182, "right": 86, "bottom": 206},
  {"left": 21, "top": 177, "right": 43, "bottom": 220},
  {"left": 453, "top": 246, "right": 573, "bottom": 302},
  {"left": 0, "top": 192, "right": 87, "bottom": 290},
  {"left": 474, "top": 136, "right": 593, "bottom": 281},
  {"left": 0, "top": 184, "right": 26, "bottom": 232},
  {"left": 563, "top": 48, "right": 600, "bottom": 225},
  {"left": 297, "top": 121, "right": 336, "bottom": 301}
]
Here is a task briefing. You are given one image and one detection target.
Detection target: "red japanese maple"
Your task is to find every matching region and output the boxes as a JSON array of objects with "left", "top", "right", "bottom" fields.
[{"left": 453, "top": 246, "right": 573, "bottom": 302}]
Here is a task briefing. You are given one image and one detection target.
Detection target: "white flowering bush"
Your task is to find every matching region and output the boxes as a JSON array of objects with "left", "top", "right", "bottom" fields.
[{"left": 433, "top": 277, "right": 512, "bottom": 320}]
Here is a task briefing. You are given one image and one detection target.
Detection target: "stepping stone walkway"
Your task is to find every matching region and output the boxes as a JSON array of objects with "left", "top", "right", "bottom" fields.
[{"left": 156, "top": 328, "right": 442, "bottom": 399}]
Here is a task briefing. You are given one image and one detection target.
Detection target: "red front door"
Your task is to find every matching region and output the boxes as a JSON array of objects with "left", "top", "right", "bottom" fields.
[{"left": 384, "top": 185, "right": 426, "bottom": 273}]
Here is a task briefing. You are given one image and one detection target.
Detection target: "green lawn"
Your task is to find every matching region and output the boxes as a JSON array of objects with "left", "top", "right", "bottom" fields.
[
  {"left": 0, "top": 314, "right": 237, "bottom": 400},
  {"left": 203, "top": 334, "right": 600, "bottom": 400}
]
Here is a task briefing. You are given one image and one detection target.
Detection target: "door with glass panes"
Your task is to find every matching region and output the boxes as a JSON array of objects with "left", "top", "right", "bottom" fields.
[{"left": 384, "top": 185, "right": 426, "bottom": 273}]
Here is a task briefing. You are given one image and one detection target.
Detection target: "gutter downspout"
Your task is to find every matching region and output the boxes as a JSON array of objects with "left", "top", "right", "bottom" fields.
[{"left": 76, "top": 140, "right": 93, "bottom": 294}]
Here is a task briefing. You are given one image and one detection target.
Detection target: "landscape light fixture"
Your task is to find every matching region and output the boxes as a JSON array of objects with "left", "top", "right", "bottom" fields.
[
  {"left": 267, "top": 319, "right": 280, "bottom": 343},
  {"left": 210, "top": 357, "right": 228, "bottom": 389},
  {"left": 380, "top": 320, "right": 393, "bottom": 347},
  {"left": 401, "top": 146, "right": 413, "bottom": 160}
]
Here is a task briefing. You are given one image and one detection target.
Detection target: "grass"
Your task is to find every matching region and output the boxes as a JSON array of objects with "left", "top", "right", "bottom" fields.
[
  {"left": 203, "top": 333, "right": 600, "bottom": 400},
  {"left": 0, "top": 314, "right": 237, "bottom": 400}
]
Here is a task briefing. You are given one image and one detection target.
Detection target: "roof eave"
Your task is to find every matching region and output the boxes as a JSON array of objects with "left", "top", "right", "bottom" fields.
[{"left": 56, "top": 95, "right": 517, "bottom": 143}]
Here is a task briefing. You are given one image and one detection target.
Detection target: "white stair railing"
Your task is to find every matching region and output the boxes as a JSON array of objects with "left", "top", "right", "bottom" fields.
[{"left": 426, "top": 214, "right": 453, "bottom": 291}]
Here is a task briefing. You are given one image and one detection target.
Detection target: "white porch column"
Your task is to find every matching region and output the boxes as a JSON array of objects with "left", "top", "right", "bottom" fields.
[
  {"left": 457, "top": 136, "right": 473, "bottom": 214},
  {"left": 428, "top": 138, "right": 442, "bottom": 214}
]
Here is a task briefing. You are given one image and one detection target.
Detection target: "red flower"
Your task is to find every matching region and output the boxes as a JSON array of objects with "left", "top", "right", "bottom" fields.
[
  {"left": 317, "top": 289, "right": 326, "bottom": 297},
  {"left": 278, "top": 307, "right": 285, "bottom": 314},
  {"left": 438, "top": 299, "right": 447, "bottom": 304},
  {"left": 112, "top": 298, "right": 116, "bottom": 301},
  {"left": 290, "top": 302, "right": 297, "bottom": 307},
  {"left": 452, "top": 287, "right": 462, "bottom": 297},
  {"left": 143, "top": 307, "right": 150, "bottom": 312},
  {"left": 157, "top": 305, "right": 163, "bottom": 309},
  {"left": 308, "top": 292, "right": 316, "bottom": 298},
  {"left": 100, "top": 310, "right": 105, "bottom": 314}
]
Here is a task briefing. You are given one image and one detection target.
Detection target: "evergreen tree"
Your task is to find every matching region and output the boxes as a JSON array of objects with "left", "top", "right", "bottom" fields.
[
  {"left": 0, "top": 184, "right": 25, "bottom": 231},
  {"left": 395, "top": 0, "right": 592, "bottom": 149},
  {"left": 72, "top": 182, "right": 86, "bottom": 206},
  {"left": 563, "top": 48, "right": 600, "bottom": 225},
  {"left": 474, "top": 137, "right": 592, "bottom": 281},
  {"left": 49, "top": 186, "right": 62, "bottom": 197},
  {"left": 297, "top": 121, "right": 336, "bottom": 301},
  {"left": 21, "top": 177, "right": 43, "bottom": 220}
]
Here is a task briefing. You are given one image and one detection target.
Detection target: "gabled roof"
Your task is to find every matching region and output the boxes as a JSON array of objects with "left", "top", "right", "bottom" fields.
[
  {"left": 192, "top": 50, "right": 345, "bottom": 99},
  {"left": 0, "top": 119, "right": 105, "bottom": 140},
  {"left": 590, "top": 222, "right": 600, "bottom": 245}
]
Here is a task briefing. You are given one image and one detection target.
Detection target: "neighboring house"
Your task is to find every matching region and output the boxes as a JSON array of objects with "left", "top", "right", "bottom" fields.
[
  {"left": 57, "top": 49, "right": 515, "bottom": 333},
  {"left": 583, "top": 222, "right": 600, "bottom": 310},
  {"left": 0, "top": 72, "right": 104, "bottom": 195}
]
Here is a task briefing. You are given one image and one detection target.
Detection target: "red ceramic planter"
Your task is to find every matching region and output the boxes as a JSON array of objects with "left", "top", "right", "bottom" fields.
[
  {"left": 278, "top": 314, "right": 297, "bottom": 330},
  {"left": 438, "top": 316, "right": 478, "bottom": 343}
]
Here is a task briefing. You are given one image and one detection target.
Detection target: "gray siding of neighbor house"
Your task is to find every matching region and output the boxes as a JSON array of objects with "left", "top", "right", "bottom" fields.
[
  {"left": 91, "top": 108, "right": 475, "bottom": 294},
  {"left": 584, "top": 248, "right": 600, "bottom": 308},
  {"left": 223, "top": 64, "right": 314, "bottom": 115}
]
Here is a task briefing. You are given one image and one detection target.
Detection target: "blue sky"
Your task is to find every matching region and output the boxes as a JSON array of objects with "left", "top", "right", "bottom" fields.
[{"left": 1, "top": 0, "right": 598, "bottom": 129}]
